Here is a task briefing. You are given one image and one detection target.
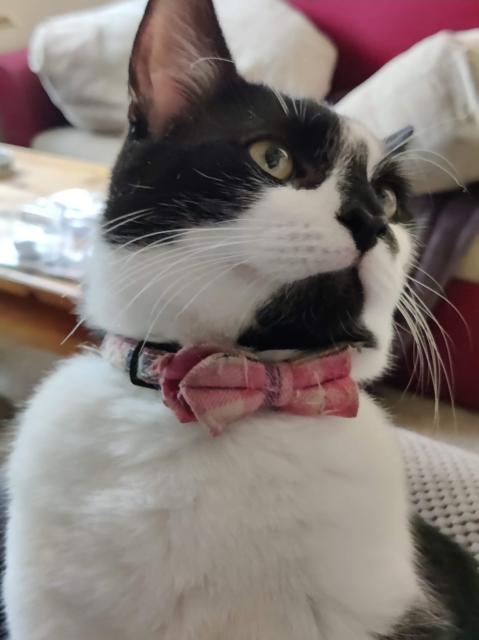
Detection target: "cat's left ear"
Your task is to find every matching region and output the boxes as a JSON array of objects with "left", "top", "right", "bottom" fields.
[
  {"left": 128, "top": 0, "right": 238, "bottom": 136},
  {"left": 384, "top": 125, "right": 414, "bottom": 154}
]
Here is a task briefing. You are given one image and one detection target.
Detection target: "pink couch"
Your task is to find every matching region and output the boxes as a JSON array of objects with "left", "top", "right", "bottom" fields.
[
  {"left": 2, "top": 0, "right": 479, "bottom": 146},
  {"left": 0, "top": 50, "right": 64, "bottom": 147}
]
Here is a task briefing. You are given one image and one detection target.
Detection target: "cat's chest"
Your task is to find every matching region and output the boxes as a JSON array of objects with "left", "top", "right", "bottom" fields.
[{"left": 12, "top": 354, "right": 420, "bottom": 639}]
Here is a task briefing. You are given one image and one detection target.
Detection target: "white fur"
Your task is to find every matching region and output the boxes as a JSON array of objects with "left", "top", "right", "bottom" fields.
[
  {"left": 239, "top": 174, "right": 359, "bottom": 281},
  {"left": 5, "top": 359, "right": 423, "bottom": 640},
  {"left": 5, "top": 118, "right": 421, "bottom": 639}
]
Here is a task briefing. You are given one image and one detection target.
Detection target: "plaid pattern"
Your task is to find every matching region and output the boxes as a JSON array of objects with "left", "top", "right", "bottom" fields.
[{"left": 102, "top": 335, "right": 359, "bottom": 436}]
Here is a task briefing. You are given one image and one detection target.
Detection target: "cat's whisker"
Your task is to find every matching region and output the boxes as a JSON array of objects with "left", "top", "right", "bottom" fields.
[
  {"left": 110, "top": 249, "right": 251, "bottom": 295},
  {"left": 392, "top": 319, "right": 421, "bottom": 401},
  {"left": 406, "top": 274, "right": 470, "bottom": 337},
  {"left": 236, "top": 275, "right": 270, "bottom": 333},
  {"left": 140, "top": 257, "right": 247, "bottom": 346},
  {"left": 110, "top": 247, "right": 250, "bottom": 320},
  {"left": 110, "top": 229, "right": 320, "bottom": 272},
  {"left": 411, "top": 264, "right": 445, "bottom": 293},
  {"left": 396, "top": 299, "right": 427, "bottom": 394},
  {"left": 193, "top": 169, "right": 226, "bottom": 183},
  {"left": 399, "top": 153, "right": 466, "bottom": 191},
  {"left": 105, "top": 228, "right": 294, "bottom": 290},
  {"left": 384, "top": 112, "right": 473, "bottom": 157},
  {"left": 101, "top": 208, "right": 154, "bottom": 231},
  {"left": 399, "top": 285, "right": 456, "bottom": 422},
  {"left": 269, "top": 87, "right": 290, "bottom": 117},
  {"left": 190, "top": 55, "right": 236, "bottom": 68},
  {"left": 405, "top": 283, "right": 454, "bottom": 347},
  {"left": 397, "top": 149, "right": 462, "bottom": 185},
  {"left": 108, "top": 224, "right": 268, "bottom": 254},
  {"left": 112, "top": 232, "right": 262, "bottom": 270},
  {"left": 299, "top": 98, "right": 308, "bottom": 123},
  {"left": 128, "top": 183, "right": 155, "bottom": 190},
  {"left": 105, "top": 218, "right": 267, "bottom": 237},
  {"left": 174, "top": 259, "right": 248, "bottom": 319},
  {"left": 398, "top": 292, "right": 438, "bottom": 397},
  {"left": 398, "top": 148, "right": 464, "bottom": 186},
  {"left": 291, "top": 97, "right": 300, "bottom": 119},
  {"left": 404, "top": 283, "right": 456, "bottom": 405},
  {"left": 61, "top": 317, "right": 86, "bottom": 346},
  {"left": 108, "top": 250, "right": 248, "bottom": 299},
  {"left": 108, "top": 230, "right": 264, "bottom": 267}
]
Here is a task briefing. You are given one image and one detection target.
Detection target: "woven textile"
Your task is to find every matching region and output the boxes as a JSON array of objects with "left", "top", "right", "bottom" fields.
[{"left": 399, "top": 429, "right": 479, "bottom": 565}]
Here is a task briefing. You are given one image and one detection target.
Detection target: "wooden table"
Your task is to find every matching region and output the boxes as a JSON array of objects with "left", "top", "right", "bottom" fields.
[{"left": 0, "top": 145, "right": 109, "bottom": 355}]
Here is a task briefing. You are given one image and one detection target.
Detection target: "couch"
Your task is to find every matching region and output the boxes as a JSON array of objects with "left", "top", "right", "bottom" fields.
[{"left": 0, "top": 0, "right": 478, "bottom": 409}]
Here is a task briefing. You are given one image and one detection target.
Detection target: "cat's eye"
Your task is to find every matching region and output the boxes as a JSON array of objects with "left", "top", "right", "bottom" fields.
[
  {"left": 379, "top": 188, "right": 398, "bottom": 219},
  {"left": 249, "top": 141, "right": 294, "bottom": 181}
]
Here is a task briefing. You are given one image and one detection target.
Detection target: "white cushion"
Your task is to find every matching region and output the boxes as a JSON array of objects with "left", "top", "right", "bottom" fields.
[
  {"left": 28, "top": 0, "right": 336, "bottom": 134},
  {"left": 32, "top": 127, "right": 123, "bottom": 164},
  {"left": 214, "top": 0, "right": 337, "bottom": 101},
  {"left": 29, "top": 1, "right": 146, "bottom": 133},
  {"left": 337, "top": 30, "right": 479, "bottom": 194}
]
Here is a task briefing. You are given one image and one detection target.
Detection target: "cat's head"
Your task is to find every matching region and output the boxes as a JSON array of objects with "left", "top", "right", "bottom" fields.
[{"left": 85, "top": 0, "right": 414, "bottom": 383}]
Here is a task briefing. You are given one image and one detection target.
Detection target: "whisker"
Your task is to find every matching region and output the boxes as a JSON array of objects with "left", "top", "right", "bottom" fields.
[
  {"left": 193, "top": 169, "right": 225, "bottom": 184},
  {"left": 269, "top": 87, "right": 290, "bottom": 117},
  {"left": 399, "top": 153, "right": 466, "bottom": 191},
  {"left": 406, "top": 275, "right": 471, "bottom": 338},
  {"left": 384, "top": 112, "right": 473, "bottom": 157},
  {"left": 175, "top": 260, "right": 247, "bottom": 319},
  {"left": 101, "top": 208, "right": 154, "bottom": 233},
  {"left": 140, "top": 258, "right": 245, "bottom": 345},
  {"left": 109, "top": 247, "right": 249, "bottom": 301}
]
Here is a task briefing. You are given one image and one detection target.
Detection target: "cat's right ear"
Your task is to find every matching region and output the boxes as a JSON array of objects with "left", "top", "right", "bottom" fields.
[{"left": 128, "top": 0, "right": 237, "bottom": 137}]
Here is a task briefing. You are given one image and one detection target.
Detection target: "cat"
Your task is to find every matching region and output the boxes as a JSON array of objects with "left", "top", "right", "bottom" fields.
[{"left": 4, "top": 0, "right": 479, "bottom": 638}]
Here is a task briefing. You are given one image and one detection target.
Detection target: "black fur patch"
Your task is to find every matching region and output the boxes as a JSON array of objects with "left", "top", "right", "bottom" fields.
[
  {"left": 0, "top": 477, "right": 9, "bottom": 639},
  {"left": 239, "top": 268, "right": 375, "bottom": 352},
  {"left": 337, "top": 143, "right": 388, "bottom": 252},
  {"left": 378, "top": 516, "right": 479, "bottom": 640}
]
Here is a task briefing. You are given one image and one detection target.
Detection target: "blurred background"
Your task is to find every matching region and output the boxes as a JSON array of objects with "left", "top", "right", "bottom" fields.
[{"left": 0, "top": 0, "right": 478, "bottom": 453}]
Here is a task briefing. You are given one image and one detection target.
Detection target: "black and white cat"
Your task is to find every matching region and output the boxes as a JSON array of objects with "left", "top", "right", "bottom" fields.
[{"left": 4, "top": 1, "right": 479, "bottom": 639}]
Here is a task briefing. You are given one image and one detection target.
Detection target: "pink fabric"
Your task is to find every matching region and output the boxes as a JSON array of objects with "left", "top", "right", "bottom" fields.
[
  {"left": 288, "top": 0, "right": 479, "bottom": 92},
  {"left": 102, "top": 336, "right": 359, "bottom": 436}
]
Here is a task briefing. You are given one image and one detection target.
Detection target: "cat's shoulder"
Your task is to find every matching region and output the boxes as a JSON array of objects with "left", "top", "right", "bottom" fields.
[
  {"left": 18, "top": 350, "right": 128, "bottom": 425},
  {"left": 9, "top": 351, "right": 176, "bottom": 479}
]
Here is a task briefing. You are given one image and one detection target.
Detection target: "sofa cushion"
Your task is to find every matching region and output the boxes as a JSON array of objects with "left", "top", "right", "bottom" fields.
[
  {"left": 32, "top": 127, "right": 123, "bottom": 164},
  {"left": 29, "top": 1, "right": 145, "bottom": 133},
  {"left": 337, "top": 30, "right": 479, "bottom": 194}
]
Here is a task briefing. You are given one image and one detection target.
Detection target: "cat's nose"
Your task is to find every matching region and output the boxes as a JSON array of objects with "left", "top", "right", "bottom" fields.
[{"left": 337, "top": 206, "right": 388, "bottom": 253}]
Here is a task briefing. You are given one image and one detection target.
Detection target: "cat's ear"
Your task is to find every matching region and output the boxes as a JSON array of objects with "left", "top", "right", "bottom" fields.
[
  {"left": 384, "top": 126, "right": 414, "bottom": 154},
  {"left": 128, "top": 0, "right": 237, "bottom": 136}
]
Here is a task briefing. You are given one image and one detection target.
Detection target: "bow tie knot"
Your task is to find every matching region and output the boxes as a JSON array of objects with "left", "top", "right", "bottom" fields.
[{"left": 263, "top": 362, "right": 296, "bottom": 408}]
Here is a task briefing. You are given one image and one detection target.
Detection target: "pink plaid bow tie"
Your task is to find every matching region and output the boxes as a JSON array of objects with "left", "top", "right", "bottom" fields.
[{"left": 102, "top": 336, "right": 359, "bottom": 436}]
